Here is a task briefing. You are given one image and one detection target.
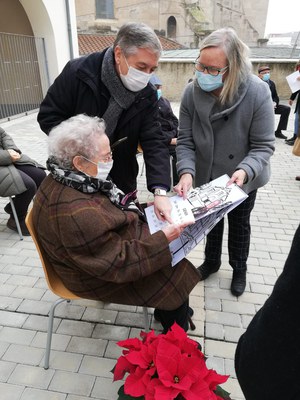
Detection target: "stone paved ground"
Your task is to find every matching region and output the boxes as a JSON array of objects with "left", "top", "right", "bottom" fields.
[{"left": 0, "top": 104, "right": 299, "bottom": 400}]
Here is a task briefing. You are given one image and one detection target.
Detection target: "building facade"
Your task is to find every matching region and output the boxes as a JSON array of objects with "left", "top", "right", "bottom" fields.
[{"left": 75, "top": 0, "right": 269, "bottom": 48}]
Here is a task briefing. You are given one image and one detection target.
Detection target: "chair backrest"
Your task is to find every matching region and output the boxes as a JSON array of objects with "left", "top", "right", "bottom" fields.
[{"left": 25, "top": 208, "right": 80, "bottom": 300}]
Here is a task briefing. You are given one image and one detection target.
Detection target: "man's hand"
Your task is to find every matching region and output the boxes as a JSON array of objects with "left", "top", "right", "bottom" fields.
[
  {"left": 7, "top": 149, "right": 21, "bottom": 162},
  {"left": 162, "top": 221, "right": 193, "bottom": 243},
  {"left": 227, "top": 169, "right": 247, "bottom": 187},
  {"left": 174, "top": 173, "right": 193, "bottom": 199},
  {"left": 154, "top": 195, "right": 173, "bottom": 223}
]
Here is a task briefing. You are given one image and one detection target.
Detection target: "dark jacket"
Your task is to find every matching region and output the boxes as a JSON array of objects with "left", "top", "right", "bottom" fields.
[
  {"left": 267, "top": 79, "right": 279, "bottom": 105},
  {"left": 32, "top": 175, "right": 200, "bottom": 309},
  {"left": 235, "top": 224, "right": 300, "bottom": 400},
  {"left": 290, "top": 89, "right": 300, "bottom": 113},
  {"left": 157, "top": 97, "right": 178, "bottom": 144},
  {"left": 0, "top": 127, "right": 44, "bottom": 197},
  {"left": 37, "top": 49, "right": 171, "bottom": 194}
]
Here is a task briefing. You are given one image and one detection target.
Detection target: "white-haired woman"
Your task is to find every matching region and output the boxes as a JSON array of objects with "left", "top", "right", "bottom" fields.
[
  {"left": 175, "top": 28, "right": 275, "bottom": 296},
  {"left": 32, "top": 114, "right": 200, "bottom": 333}
]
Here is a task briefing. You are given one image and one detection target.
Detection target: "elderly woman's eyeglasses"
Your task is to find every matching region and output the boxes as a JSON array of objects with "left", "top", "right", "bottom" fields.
[
  {"left": 80, "top": 152, "right": 113, "bottom": 164},
  {"left": 194, "top": 61, "right": 228, "bottom": 76}
]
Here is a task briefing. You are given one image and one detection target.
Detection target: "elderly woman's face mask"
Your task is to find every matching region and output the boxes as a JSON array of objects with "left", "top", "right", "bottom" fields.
[{"left": 79, "top": 155, "right": 114, "bottom": 181}]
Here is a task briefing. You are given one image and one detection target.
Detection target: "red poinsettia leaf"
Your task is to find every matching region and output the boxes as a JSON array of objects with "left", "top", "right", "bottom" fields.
[
  {"left": 117, "top": 384, "right": 144, "bottom": 400},
  {"left": 124, "top": 366, "right": 151, "bottom": 397},
  {"left": 117, "top": 337, "right": 143, "bottom": 351},
  {"left": 113, "top": 355, "right": 136, "bottom": 381},
  {"left": 154, "top": 381, "right": 181, "bottom": 400},
  {"left": 205, "top": 369, "right": 229, "bottom": 391}
]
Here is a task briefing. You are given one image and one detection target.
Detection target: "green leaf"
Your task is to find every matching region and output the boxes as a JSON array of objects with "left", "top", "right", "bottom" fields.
[
  {"left": 117, "top": 385, "right": 144, "bottom": 400},
  {"left": 215, "top": 385, "right": 233, "bottom": 400}
]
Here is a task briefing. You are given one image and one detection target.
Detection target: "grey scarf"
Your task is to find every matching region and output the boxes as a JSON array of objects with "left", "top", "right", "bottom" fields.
[{"left": 101, "top": 47, "right": 136, "bottom": 138}]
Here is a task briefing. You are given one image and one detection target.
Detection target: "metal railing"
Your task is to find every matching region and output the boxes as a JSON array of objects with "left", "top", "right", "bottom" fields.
[{"left": 0, "top": 32, "right": 50, "bottom": 121}]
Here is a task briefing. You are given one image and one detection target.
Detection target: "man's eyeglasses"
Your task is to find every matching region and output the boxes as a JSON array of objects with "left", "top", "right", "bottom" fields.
[{"left": 194, "top": 60, "right": 228, "bottom": 76}]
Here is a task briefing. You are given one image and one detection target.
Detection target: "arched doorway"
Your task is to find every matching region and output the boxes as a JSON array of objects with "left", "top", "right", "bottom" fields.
[{"left": 167, "top": 16, "right": 177, "bottom": 39}]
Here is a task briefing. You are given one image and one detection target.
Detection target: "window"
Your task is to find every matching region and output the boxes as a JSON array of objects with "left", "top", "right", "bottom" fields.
[
  {"left": 167, "top": 16, "right": 177, "bottom": 38},
  {"left": 95, "top": 0, "right": 114, "bottom": 19}
]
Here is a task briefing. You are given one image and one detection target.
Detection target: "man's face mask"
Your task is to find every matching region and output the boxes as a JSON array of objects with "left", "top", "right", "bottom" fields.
[{"left": 119, "top": 55, "right": 152, "bottom": 92}]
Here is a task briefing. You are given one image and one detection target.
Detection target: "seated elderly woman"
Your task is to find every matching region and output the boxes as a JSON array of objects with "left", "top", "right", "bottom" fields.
[{"left": 32, "top": 114, "right": 200, "bottom": 332}]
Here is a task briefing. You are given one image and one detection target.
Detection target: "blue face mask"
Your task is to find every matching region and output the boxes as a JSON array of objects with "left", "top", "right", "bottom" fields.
[
  {"left": 195, "top": 70, "right": 224, "bottom": 92},
  {"left": 262, "top": 73, "right": 270, "bottom": 82},
  {"left": 156, "top": 89, "right": 162, "bottom": 100}
]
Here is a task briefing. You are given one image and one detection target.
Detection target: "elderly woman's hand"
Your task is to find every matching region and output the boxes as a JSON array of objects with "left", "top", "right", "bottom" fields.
[
  {"left": 154, "top": 196, "right": 173, "bottom": 223},
  {"left": 162, "top": 221, "right": 192, "bottom": 243}
]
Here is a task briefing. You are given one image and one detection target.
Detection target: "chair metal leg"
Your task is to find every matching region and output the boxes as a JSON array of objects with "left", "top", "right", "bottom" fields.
[
  {"left": 44, "top": 298, "right": 69, "bottom": 369},
  {"left": 9, "top": 197, "right": 23, "bottom": 240},
  {"left": 142, "top": 306, "right": 150, "bottom": 331}
]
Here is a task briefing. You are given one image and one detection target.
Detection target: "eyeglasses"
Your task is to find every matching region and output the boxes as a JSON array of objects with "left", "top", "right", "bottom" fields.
[
  {"left": 80, "top": 152, "right": 113, "bottom": 164},
  {"left": 194, "top": 60, "right": 228, "bottom": 76}
]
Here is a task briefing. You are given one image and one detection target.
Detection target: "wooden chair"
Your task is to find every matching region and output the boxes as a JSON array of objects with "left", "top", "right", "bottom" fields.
[{"left": 25, "top": 208, "right": 150, "bottom": 369}]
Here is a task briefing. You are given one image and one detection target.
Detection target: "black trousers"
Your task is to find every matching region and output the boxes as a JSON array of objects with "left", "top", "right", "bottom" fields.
[
  {"left": 275, "top": 104, "right": 290, "bottom": 132},
  {"left": 11, "top": 165, "right": 46, "bottom": 219},
  {"left": 204, "top": 190, "right": 257, "bottom": 270}
]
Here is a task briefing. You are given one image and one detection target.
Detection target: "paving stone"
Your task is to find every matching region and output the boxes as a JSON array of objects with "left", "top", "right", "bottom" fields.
[
  {"left": 91, "top": 376, "right": 123, "bottom": 400},
  {"left": 0, "top": 295, "right": 23, "bottom": 311},
  {"left": 222, "top": 300, "right": 256, "bottom": 315},
  {"left": 10, "top": 286, "right": 45, "bottom": 301},
  {"left": 44, "top": 350, "right": 83, "bottom": 372},
  {"left": 56, "top": 320, "right": 94, "bottom": 338},
  {"left": 0, "top": 310, "right": 28, "bottom": 328},
  {"left": 17, "top": 299, "right": 51, "bottom": 315},
  {"left": 2, "top": 344, "right": 44, "bottom": 366},
  {"left": 92, "top": 324, "right": 129, "bottom": 341},
  {"left": 0, "top": 327, "right": 36, "bottom": 345},
  {"left": 20, "top": 387, "right": 66, "bottom": 400},
  {"left": 66, "top": 336, "right": 107, "bottom": 357},
  {"left": 0, "top": 360, "right": 16, "bottom": 382},
  {"left": 82, "top": 308, "right": 117, "bottom": 324},
  {"left": 23, "top": 314, "right": 60, "bottom": 333},
  {"left": 206, "top": 322, "right": 224, "bottom": 340},
  {"left": 49, "top": 370, "right": 95, "bottom": 397},
  {"left": 206, "top": 310, "right": 242, "bottom": 327},
  {"left": 31, "top": 332, "right": 71, "bottom": 351},
  {"left": 79, "top": 356, "right": 115, "bottom": 378},
  {"left": 8, "top": 364, "right": 54, "bottom": 389},
  {"left": 0, "top": 381, "right": 24, "bottom": 400},
  {"left": 224, "top": 326, "right": 246, "bottom": 343}
]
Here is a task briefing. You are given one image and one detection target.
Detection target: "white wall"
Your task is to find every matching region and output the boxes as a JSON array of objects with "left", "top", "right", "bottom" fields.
[{"left": 20, "top": 0, "right": 79, "bottom": 85}]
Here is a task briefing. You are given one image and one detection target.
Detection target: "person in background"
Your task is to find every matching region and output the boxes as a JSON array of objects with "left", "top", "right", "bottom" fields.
[
  {"left": 0, "top": 127, "right": 46, "bottom": 236},
  {"left": 285, "top": 60, "right": 300, "bottom": 146},
  {"left": 149, "top": 74, "right": 179, "bottom": 187},
  {"left": 175, "top": 28, "right": 275, "bottom": 297},
  {"left": 32, "top": 114, "right": 200, "bottom": 333},
  {"left": 235, "top": 224, "right": 300, "bottom": 399},
  {"left": 258, "top": 65, "right": 291, "bottom": 139},
  {"left": 37, "top": 22, "right": 173, "bottom": 223}
]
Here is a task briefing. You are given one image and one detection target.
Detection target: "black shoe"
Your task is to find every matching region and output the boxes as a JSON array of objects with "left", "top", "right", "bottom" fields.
[
  {"left": 275, "top": 131, "right": 287, "bottom": 139},
  {"left": 231, "top": 269, "right": 246, "bottom": 297},
  {"left": 6, "top": 217, "right": 30, "bottom": 236},
  {"left": 285, "top": 138, "right": 295, "bottom": 146},
  {"left": 197, "top": 261, "right": 221, "bottom": 280},
  {"left": 285, "top": 136, "right": 296, "bottom": 142},
  {"left": 4, "top": 203, "right": 12, "bottom": 214}
]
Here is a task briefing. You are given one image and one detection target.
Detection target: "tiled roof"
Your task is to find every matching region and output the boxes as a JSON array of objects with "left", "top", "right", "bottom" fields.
[
  {"left": 78, "top": 33, "right": 185, "bottom": 55},
  {"left": 161, "top": 46, "right": 300, "bottom": 60}
]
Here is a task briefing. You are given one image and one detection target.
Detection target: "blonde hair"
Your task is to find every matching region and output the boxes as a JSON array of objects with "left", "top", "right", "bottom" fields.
[{"left": 200, "top": 27, "right": 252, "bottom": 105}]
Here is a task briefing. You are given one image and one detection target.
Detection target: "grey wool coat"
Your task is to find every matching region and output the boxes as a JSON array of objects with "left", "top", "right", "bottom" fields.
[
  {"left": 32, "top": 175, "right": 200, "bottom": 310},
  {"left": 177, "top": 74, "right": 275, "bottom": 194},
  {"left": 0, "top": 127, "right": 44, "bottom": 197}
]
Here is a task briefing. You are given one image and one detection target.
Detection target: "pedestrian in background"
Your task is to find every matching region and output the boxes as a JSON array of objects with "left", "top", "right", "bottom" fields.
[
  {"left": 175, "top": 27, "right": 275, "bottom": 297},
  {"left": 258, "top": 65, "right": 291, "bottom": 139},
  {"left": 286, "top": 60, "right": 300, "bottom": 146}
]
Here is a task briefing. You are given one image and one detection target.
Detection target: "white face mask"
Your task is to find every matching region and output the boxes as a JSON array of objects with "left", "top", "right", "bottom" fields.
[
  {"left": 119, "top": 55, "right": 152, "bottom": 92},
  {"left": 95, "top": 160, "right": 114, "bottom": 181}
]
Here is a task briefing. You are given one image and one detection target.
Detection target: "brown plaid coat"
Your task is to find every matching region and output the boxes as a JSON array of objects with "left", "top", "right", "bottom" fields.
[{"left": 32, "top": 176, "right": 200, "bottom": 310}]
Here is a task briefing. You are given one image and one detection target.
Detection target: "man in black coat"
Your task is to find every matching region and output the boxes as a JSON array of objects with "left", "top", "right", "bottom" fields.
[
  {"left": 235, "top": 224, "right": 300, "bottom": 399},
  {"left": 37, "top": 23, "right": 173, "bottom": 222},
  {"left": 258, "top": 65, "right": 291, "bottom": 139}
]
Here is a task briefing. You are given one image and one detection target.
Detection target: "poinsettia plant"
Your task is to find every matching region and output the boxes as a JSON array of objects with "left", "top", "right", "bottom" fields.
[{"left": 113, "top": 323, "right": 232, "bottom": 400}]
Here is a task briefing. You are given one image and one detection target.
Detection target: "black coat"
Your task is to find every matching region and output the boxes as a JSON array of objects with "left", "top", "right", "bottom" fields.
[
  {"left": 290, "top": 89, "right": 300, "bottom": 113},
  {"left": 157, "top": 96, "right": 178, "bottom": 144},
  {"left": 235, "top": 224, "right": 300, "bottom": 400},
  {"left": 37, "top": 49, "right": 171, "bottom": 194}
]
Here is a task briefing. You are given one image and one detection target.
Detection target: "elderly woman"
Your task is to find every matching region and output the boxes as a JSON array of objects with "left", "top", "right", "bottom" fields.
[
  {"left": 0, "top": 127, "right": 46, "bottom": 235},
  {"left": 175, "top": 27, "right": 275, "bottom": 296},
  {"left": 32, "top": 114, "right": 200, "bottom": 332}
]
